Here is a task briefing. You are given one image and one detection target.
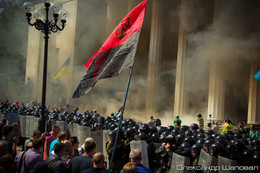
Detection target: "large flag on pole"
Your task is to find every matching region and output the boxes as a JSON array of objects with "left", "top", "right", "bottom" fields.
[
  {"left": 72, "top": 0, "right": 147, "bottom": 98},
  {"left": 54, "top": 57, "right": 70, "bottom": 80}
]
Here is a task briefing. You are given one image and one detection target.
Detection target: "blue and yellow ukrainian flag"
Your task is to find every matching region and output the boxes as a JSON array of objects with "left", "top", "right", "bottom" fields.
[
  {"left": 54, "top": 57, "right": 70, "bottom": 80},
  {"left": 254, "top": 70, "right": 260, "bottom": 82}
]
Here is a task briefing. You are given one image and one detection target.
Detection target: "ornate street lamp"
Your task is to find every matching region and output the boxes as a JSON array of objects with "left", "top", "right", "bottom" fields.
[{"left": 23, "top": 0, "right": 69, "bottom": 132}]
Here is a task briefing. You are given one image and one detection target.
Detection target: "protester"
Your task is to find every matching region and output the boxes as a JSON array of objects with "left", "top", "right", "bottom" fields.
[
  {"left": 11, "top": 123, "right": 20, "bottom": 155},
  {"left": 0, "top": 125, "right": 15, "bottom": 156},
  {"left": 24, "top": 130, "right": 45, "bottom": 151},
  {"left": 249, "top": 125, "right": 259, "bottom": 138},
  {"left": 0, "top": 119, "right": 7, "bottom": 138},
  {"left": 236, "top": 121, "right": 244, "bottom": 129},
  {"left": 0, "top": 141, "right": 8, "bottom": 157},
  {"left": 120, "top": 149, "right": 152, "bottom": 173},
  {"left": 78, "top": 137, "right": 95, "bottom": 156},
  {"left": 212, "top": 121, "right": 219, "bottom": 134},
  {"left": 174, "top": 120, "right": 181, "bottom": 128},
  {"left": 81, "top": 152, "right": 107, "bottom": 173},
  {"left": 147, "top": 116, "right": 156, "bottom": 128},
  {"left": 196, "top": 113, "right": 204, "bottom": 129},
  {"left": 67, "top": 139, "right": 96, "bottom": 173},
  {"left": 14, "top": 102, "right": 19, "bottom": 108},
  {"left": 49, "top": 131, "right": 67, "bottom": 156},
  {"left": 0, "top": 154, "right": 16, "bottom": 173},
  {"left": 45, "top": 142, "right": 65, "bottom": 173},
  {"left": 61, "top": 140, "right": 72, "bottom": 165},
  {"left": 122, "top": 162, "right": 138, "bottom": 173},
  {"left": 221, "top": 120, "right": 233, "bottom": 134},
  {"left": 173, "top": 115, "right": 182, "bottom": 126},
  {"left": 44, "top": 125, "right": 60, "bottom": 160},
  {"left": 14, "top": 138, "right": 44, "bottom": 173},
  {"left": 69, "top": 136, "right": 80, "bottom": 157}
]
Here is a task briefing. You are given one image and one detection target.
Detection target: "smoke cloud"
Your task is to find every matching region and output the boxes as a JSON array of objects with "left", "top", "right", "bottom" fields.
[{"left": 1, "top": 0, "right": 260, "bottom": 126}]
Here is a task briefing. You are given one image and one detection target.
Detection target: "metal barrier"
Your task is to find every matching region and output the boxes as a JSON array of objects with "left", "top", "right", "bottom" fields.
[{"left": 78, "top": 125, "right": 91, "bottom": 145}]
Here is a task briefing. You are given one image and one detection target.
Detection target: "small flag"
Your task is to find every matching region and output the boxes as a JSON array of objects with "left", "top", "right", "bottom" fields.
[
  {"left": 254, "top": 70, "right": 260, "bottom": 82},
  {"left": 54, "top": 57, "right": 70, "bottom": 80},
  {"left": 72, "top": 0, "right": 147, "bottom": 98}
]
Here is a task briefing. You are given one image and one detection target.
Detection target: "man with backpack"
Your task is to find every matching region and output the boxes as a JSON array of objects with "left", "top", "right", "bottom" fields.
[{"left": 45, "top": 142, "right": 65, "bottom": 173}]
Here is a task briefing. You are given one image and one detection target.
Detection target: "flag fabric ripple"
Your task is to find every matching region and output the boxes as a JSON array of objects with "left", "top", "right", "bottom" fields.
[
  {"left": 72, "top": 0, "right": 147, "bottom": 98},
  {"left": 54, "top": 57, "right": 70, "bottom": 80}
]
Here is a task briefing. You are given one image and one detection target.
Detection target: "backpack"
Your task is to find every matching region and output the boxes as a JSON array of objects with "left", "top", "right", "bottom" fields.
[{"left": 45, "top": 156, "right": 62, "bottom": 173}]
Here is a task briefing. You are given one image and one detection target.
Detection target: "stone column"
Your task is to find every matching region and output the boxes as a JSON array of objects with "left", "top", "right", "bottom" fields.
[
  {"left": 207, "top": 0, "right": 225, "bottom": 121},
  {"left": 25, "top": 26, "right": 42, "bottom": 101},
  {"left": 207, "top": 60, "right": 225, "bottom": 121},
  {"left": 146, "top": 0, "right": 163, "bottom": 113},
  {"left": 173, "top": 0, "right": 189, "bottom": 116},
  {"left": 247, "top": 62, "right": 260, "bottom": 125}
]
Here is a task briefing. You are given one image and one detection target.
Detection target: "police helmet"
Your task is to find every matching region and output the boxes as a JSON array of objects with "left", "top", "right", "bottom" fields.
[
  {"left": 205, "top": 135, "right": 215, "bottom": 141},
  {"left": 222, "top": 133, "right": 231, "bottom": 141},
  {"left": 215, "top": 139, "right": 228, "bottom": 147},
  {"left": 203, "top": 139, "right": 215, "bottom": 148},
  {"left": 190, "top": 123, "right": 199, "bottom": 130},
  {"left": 167, "top": 125, "right": 174, "bottom": 132},
  {"left": 196, "top": 138, "right": 205, "bottom": 145},
  {"left": 139, "top": 124, "right": 149, "bottom": 134},
  {"left": 165, "top": 134, "right": 176, "bottom": 144},
  {"left": 184, "top": 130, "right": 192, "bottom": 136},
  {"left": 232, "top": 140, "right": 246, "bottom": 151},
  {"left": 243, "top": 149, "right": 254, "bottom": 159},
  {"left": 172, "top": 128, "right": 180, "bottom": 136},
  {"left": 149, "top": 126, "right": 158, "bottom": 134},
  {"left": 234, "top": 132, "right": 242, "bottom": 139},
  {"left": 180, "top": 142, "right": 191, "bottom": 152},
  {"left": 121, "top": 125, "right": 128, "bottom": 132},
  {"left": 239, "top": 138, "right": 249, "bottom": 146},
  {"left": 110, "top": 124, "right": 116, "bottom": 131},
  {"left": 225, "top": 143, "right": 238, "bottom": 153},
  {"left": 126, "top": 127, "right": 135, "bottom": 138},
  {"left": 137, "top": 132, "right": 148, "bottom": 141},
  {"left": 151, "top": 133, "right": 160, "bottom": 143},
  {"left": 161, "top": 131, "right": 170, "bottom": 137},
  {"left": 176, "top": 134, "right": 185, "bottom": 146},
  {"left": 191, "top": 143, "right": 202, "bottom": 155},
  {"left": 159, "top": 133, "right": 167, "bottom": 143},
  {"left": 121, "top": 120, "right": 128, "bottom": 127},
  {"left": 155, "top": 119, "right": 161, "bottom": 126},
  {"left": 180, "top": 125, "right": 189, "bottom": 134},
  {"left": 204, "top": 130, "right": 214, "bottom": 136},
  {"left": 184, "top": 136, "right": 196, "bottom": 146},
  {"left": 197, "top": 133, "right": 205, "bottom": 139},
  {"left": 209, "top": 143, "right": 224, "bottom": 157}
]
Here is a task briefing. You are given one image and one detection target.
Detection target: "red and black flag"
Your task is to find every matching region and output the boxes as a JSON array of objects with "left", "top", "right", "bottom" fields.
[{"left": 72, "top": 0, "right": 147, "bottom": 98}]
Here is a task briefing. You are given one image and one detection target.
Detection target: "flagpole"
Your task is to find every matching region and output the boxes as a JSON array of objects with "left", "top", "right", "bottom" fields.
[{"left": 108, "top": 65, "right": 134, "bottom": 173}]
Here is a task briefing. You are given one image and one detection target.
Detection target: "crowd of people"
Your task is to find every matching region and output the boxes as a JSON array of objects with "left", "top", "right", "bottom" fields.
[{"left": 0, "top": 100, "right": 259, "bottom": 173}]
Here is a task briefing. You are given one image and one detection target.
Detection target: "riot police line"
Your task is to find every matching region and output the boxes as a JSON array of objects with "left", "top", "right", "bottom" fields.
[{"left": 1, "top": 106, "right": 260, "bottom": 173}]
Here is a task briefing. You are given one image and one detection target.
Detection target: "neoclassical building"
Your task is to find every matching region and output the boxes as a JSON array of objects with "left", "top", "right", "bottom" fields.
[{"left": 25, "top": 0, "right": 260, "bottom": 125}]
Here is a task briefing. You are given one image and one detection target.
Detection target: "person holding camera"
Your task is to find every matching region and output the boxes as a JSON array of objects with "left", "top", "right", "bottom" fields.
[{"left": 196, "top": 113, "right": 204, "bottom": 129}]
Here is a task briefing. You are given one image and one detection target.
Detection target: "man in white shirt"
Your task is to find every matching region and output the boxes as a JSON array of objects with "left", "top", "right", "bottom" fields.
[{"left": 212, "top": 121, "right": 219, "bottom": 134}]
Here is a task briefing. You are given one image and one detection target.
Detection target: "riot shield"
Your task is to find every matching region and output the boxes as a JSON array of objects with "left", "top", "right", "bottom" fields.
[
  {"left": 171, "top": 152, "right": 190, "bottom": 173},
  {"left": 130, "top": 140, "right": 149, "bottom": 168},
  {"left": 218, "top": 155, "right": 238, "bottom": 173}
]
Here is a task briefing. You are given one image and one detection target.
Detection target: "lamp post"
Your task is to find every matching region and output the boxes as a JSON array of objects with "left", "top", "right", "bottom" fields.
[{"left": 23, "top": 0, "right": 69, "bottom": 132}]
